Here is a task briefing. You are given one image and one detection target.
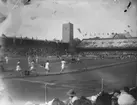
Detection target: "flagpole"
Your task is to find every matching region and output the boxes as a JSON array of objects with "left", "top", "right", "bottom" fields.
[
  {"left": 135, "top": 73, "right": 137, "bottom": 87},
  {"left": 101, "top": 78, "right": 104, "bottom": 91},
  {"left": 44, "top": 83, "right": 48, "bottom": 103}
]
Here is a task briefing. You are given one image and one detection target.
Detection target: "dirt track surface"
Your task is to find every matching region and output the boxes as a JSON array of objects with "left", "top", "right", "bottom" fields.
[{"left": 1, "top": 57, "right": 137, "bottom": 105}]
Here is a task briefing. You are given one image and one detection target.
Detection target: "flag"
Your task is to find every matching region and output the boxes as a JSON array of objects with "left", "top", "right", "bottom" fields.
[
  {"left": 53, "top": 11, "right": 57, "bottom": 15},
  {"left": 85, "top": 32, "right": 87, "bottom": 36},
  {"left": 127, "top": 25, "right": 130, "bottom": 28},
  {"left": 31, "top": 16, "right": 37, "bottom": 20},
  {"left": 124, "top": 9, "right": 127, "bottom": 12},
  {"left": 77, "top": 28, "right": 81, "bottom": 33}
]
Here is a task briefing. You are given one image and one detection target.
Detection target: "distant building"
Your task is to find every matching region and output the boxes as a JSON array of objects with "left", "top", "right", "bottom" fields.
[
  {"left": 62, "top": 22, "right": 75, "bottom": 53},
  {"left": 62, "top": 22, "right": 73, "bottom": 43}
]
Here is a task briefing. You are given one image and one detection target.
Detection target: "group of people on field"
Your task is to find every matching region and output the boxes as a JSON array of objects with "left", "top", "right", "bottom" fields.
[
  {"left": 28, "top": 56, "right": 67, "bottom": 73},
  {"left": 2, "top": 55, "right": 68, "bottom": 75}
]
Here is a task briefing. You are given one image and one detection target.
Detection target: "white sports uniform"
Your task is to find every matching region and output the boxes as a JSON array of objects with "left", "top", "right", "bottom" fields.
[
  {"left": 36, "top": 56, "right": 38, "bottom": 63},
  {"left": 28, "top": 57, "right": 31, "bottom": 65},
  {"left": 17, "top": 61, "right": 20, "bottom": 65},
  {"left": 16, "top": 65, "right": 21, "bottom": 71},
  {"left": 30, "top": 62, "right": 35, "bottom": 71},
  {"left": 61, "top": 60, "right": 66, "bottom": 71},
  {"left": 45, "top": 62, "right": 49, "bottom": 71},
  {"left": 77, "top": 57, "right": 80, "bottom": 61},
  {"left": 5, "top": 56, "right": 8, "bottom": 64}
]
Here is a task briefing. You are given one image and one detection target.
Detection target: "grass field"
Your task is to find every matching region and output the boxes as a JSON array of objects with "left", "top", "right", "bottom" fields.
[{"left": 1, "top": 56, "right": 137, "bottom": 105}]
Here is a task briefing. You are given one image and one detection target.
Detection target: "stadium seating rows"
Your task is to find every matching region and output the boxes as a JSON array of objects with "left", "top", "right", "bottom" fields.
[
  {"left": 78, "top": 38, "right": 137, "bottom": 48},
  {"left": 0, "top": 85, "right": 136, "bottom": 105},
  {"left": 1, "top": 37, "right": 69, "bottom": 57}
]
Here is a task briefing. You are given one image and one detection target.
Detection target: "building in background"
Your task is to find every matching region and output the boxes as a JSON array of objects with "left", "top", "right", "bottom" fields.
[
  {"left": 62, "top": 22, "right": 74, "bottom": 43},
  {"left": 62, "top": 22, "right": 75, "bottom": 54}
]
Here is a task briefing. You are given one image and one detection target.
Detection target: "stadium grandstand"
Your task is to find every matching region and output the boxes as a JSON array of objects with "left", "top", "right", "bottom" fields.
[
  {"left": 0, "top": 34, "right": 69, "bottom": 57},
  {"left": 77, "top": 33, "right": 137, "bottom": 50},
  {"left": 1, "top": 32, "right": 137, "bottom": 57}
]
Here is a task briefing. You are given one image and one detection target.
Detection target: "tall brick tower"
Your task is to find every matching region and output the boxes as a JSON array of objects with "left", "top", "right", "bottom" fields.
[
  {"left": 62, "top": 22, "right": 73, "bottom": 43},
  {"left": 62, "top": 22, "right": 75, "bottom": 53}
]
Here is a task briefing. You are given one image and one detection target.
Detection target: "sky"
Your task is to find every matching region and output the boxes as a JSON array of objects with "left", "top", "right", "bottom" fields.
[{"left": 0, "top": 0, "right": 137, "bottom": 40}]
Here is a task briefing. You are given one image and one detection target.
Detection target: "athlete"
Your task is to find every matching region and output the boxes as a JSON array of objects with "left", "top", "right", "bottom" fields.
[
  {"left": 76, "top": 56, "right": 81, "bottom": 63},
  {"left": 16, "top": 62, "right": 22, "bottom": 72},
  {"left": 36, "top": 55, "right": 39, "bottom": 63},
  {"left": 28, "top": 56, "right": 31, "bottom": 66},
  {"left": 5, "top": 56, "right": 8, "bottom": 64},
  {"left": 17, "top": 60, "right": 20, "bottom": 65},
  {"left": 30, "top": 60, "right": 35, "bottom": 71},
  {"left": 45, "top": 60, "right": 50, "bottom": 73},
  {"left": 60, "top": 59, "right": 66, "bottom": 72}
]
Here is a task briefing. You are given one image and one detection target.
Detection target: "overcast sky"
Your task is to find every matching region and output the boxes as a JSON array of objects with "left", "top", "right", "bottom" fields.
[{"left": 0, "top": 0, "right": 137, "bottom": 40}]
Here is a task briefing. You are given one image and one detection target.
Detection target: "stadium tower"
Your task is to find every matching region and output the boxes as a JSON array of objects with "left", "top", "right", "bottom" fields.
[{"left": 62, "top": 22, "right": 75, "bottom": 53}]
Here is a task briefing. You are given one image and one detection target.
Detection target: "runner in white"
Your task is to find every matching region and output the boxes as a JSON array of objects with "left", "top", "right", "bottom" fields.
[
  {"left": 28, "top": 56, "right": 31, "bottom": 66},
  {"left": 60, "top": 59, "right": 66, "bottom": 72},
  {"left": 76, "top": 56, "right": 81, "bottom": 63},
  {"left": 16, "top": 62, "right": 21, "bottom": 72},
  {"left": 30, "top": 60, "right": 35, "bottom": 71},
  {"left": 45, "top": 60, "right": 50, "bottom": 73},
  {"left": 16, "top": 61, "right": 23, "bottom": 76},
  {"left": 36, "top": 55, "right": 39, "bottom": 63},
  {"left": 5, "top": 56, "right": 8, "bottom": 64},
  {"left": 17, "top": 60, "right": 20, "bottom": 65}
]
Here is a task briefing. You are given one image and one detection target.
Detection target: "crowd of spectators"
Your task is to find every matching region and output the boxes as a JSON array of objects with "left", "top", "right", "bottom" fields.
[
  {"left": 22, "top": 86, "right": 137, "bottom": 105},
  {"left": 0, "top": 86, "right": 136, "bottom": 105},
  {"left": 78, "top": 38, "right": 137, "bottom": 48},
  {"left": 3, "top": 45, "right": 137, "bottom": 60},
  {"left": 1, "top": 37, "right": 137, "bottom": 59},
  {"left": 3, "top": 46, "right": 68, "bottom": 57},
  {"left": 1, "top": 37, "right": 68, "bottom": 57},
  {"left": 78, "top": 51, "right": 137, "bottom": 60}
]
